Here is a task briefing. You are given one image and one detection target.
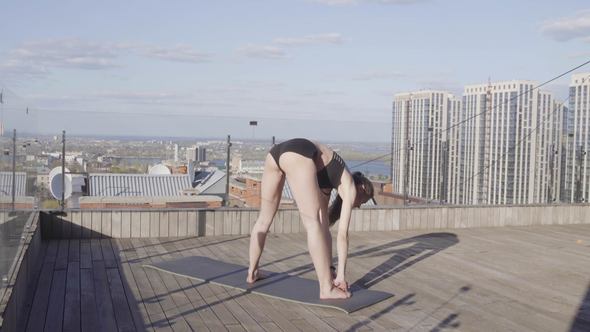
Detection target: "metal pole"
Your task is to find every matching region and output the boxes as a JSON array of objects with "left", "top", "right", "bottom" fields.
[
  {"left": 440, "top": 140, "right": 447, "bottom": 204},
  {"left": 272, "top": 136, "right": 275, "bottom": 146},
  {"left": 61, "top": 130, "right": 66, "bottom": 210},
  {"left": 225, "top": 135, "right": 232, "bottom": 206},
  {"left": 548, "top": 143, "right": 554, "bottom": 203},
  {"left": 11, "top": 129, "right": 16, "bottom": 211},
  {"left": 404, "top": 98, "right": 410, "bottom": 205}
]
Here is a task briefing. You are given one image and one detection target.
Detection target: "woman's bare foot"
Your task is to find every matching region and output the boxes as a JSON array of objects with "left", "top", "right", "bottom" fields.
[
  {"left": 320, "top": 286, "right": 351, "bottom": 300},
  {"left": 246, "top": 269, "right": 263, "bottom": 284}
]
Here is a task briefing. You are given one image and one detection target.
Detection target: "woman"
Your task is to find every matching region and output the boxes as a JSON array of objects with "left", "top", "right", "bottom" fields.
[{"left": 247, "top": 138, "right": 374, "bottom": 299}]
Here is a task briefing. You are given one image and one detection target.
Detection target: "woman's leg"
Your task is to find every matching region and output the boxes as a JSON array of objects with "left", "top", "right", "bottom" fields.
[
  {"left": 247, "top": 154, "right": 285, "bottom": 283},
  {"left": 281, "top": 153, "right": 349, "bottom": 299}
]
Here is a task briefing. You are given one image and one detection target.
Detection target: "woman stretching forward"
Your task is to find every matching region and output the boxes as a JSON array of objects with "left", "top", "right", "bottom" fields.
[{"left": 247, "top": 138, "right": 374, "bottom": 299}]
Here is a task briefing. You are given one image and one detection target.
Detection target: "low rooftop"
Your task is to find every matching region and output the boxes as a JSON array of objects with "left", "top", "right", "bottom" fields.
[{"left": 23, "top": 224, "right": 590, "bottom": 331}]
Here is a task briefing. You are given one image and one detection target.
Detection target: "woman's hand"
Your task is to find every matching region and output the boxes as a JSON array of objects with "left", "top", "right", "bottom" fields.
[{"left": 333, "top": 276, "right": 348, "bottom": 292}]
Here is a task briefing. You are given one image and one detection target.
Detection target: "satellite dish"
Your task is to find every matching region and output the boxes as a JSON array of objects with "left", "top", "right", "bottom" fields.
[
  {"left": 50, "top": 173, "right": 73, "bottom": 200},
  {"left": 49, "top": 166, "right": 71, "bottom": 181},
  {"left": 149, "top": 164, "right": 171, "bottom": 175}
]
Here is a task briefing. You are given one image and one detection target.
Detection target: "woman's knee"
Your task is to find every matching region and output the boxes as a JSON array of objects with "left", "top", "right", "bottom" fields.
[{"left": 299, "top": 209, "right": 322, "bottom": 231}]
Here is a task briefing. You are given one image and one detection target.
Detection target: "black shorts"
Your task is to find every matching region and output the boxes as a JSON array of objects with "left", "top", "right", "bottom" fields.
[
  {"left": 269, "top": 138, "right": 318, "bottom": 170},
  {"left": 269, "top": 138, "right": 345, "bottom": 190}
]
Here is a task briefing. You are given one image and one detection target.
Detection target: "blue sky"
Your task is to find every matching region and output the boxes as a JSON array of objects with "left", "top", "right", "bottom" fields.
[{"left": 0, "top": 0, "right": 589, "bottom": 142}]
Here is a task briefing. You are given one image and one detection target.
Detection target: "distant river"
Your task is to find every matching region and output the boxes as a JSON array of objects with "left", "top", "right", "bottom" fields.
[
  {"left": 346, "top": 159, "right": 390, "bottom": 178},
  {"left": 213, "top": 159, "right": 390, "bottom": 177}
]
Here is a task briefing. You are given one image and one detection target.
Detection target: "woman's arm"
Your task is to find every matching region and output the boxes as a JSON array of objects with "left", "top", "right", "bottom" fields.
[{"left": 335, "top": 176, "right": 356, "bottom": 287}]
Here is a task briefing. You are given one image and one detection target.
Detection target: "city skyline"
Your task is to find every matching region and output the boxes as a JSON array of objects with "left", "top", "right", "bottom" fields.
[{"left": 0, "top": 1, "right": 589, "bottom": 141}]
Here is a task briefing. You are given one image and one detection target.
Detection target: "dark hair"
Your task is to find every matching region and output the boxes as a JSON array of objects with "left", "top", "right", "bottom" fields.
[{"left": 328, "top": 172, "right": 374, "bottom": 226}]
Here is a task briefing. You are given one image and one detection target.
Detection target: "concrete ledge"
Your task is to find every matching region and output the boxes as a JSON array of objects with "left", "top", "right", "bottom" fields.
[{"left": 40, "top": 203, "right": 590, "bottom": 239}]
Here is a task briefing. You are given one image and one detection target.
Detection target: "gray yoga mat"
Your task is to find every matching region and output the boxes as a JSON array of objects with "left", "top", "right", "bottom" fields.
[{"left": 143, "top": 256, "right": 393, "bottom": 314}]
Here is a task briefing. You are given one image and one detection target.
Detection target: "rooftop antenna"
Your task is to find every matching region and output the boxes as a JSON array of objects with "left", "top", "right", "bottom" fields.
[{"left": 249, "top": 120, "right": 258, "bottom": 139}]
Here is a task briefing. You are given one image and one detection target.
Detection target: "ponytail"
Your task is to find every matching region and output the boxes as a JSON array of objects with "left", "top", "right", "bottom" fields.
[
  {"left": 328, "top": 194, "right": 343, "bottom": 226},
  {"left": 328, "top": 172, "right": 374, "bottom": 227}
]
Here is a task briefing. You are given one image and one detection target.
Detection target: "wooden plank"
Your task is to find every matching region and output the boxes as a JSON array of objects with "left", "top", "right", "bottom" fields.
[
  {"left": 55, "top": 238, "right": 70, "bottom": 270},
  {"left": 203, "top": 236, "right": 310, "bottom": 331},
  {"left": 62, "top": 214, "right": 72, "bottom": 239},
  {"left": 116, "top": 239, "right": 156, "bottom": 332},
  {"left": 131, "top": 212, "right": 142, "bottom": 238},
  {"left": 283, "top": 210, "right": 293, "bottom": 234},
  {"left": 171, "top": 238, "right": 241, "bottom": 328},
  {"left": 80, "top": 239, "right": 92, "bottom": 269},
  {"left": 147, "top": 239, "right": 215, "bottom": 332},
  {"left": 63, "top": 261, "right": 81, "bottom": 332},
  {"left": 370, "top": 209, "right": 378, "bottom": 231},
  {"left": 158, "top": 239, "right": 218, "bottom": 331},
  {"left": 91, "top": 239, "right": 103, "bottom": 261},
  {"left": 214, "top": 211, "right": 223, "bottom": 236},
  {"left": 189, "top": 244, "right": 269, "bottom": 331},
  {"left": 247, "top": 233, "right": 335, "bottom": 330},
  {"left": 82, "top": 212, "right": 92, "bottom": 239},
  {"left": 223, "top": 211, "right": 231, "bottom": 236},
  {"left": 93, "top": 260, "right": 119, "bottom": 331},
  {"left": 187, "top": 211, "right": 198, "bottom": 236},
  {"left": 390, "top": 209, "right": 399, "bottom": 231},
  {"left": 91, "top": 211, "right": 102, "bottom": 238},
  {"left": 25, "top": 260, "right": 55, "bottom": 332},
  {"left": 169, "top": 211, "right": 179, "bottom": 237},
  {"left": 159, "top": 211, "right": 169, "bottom": 238},
  {"left": 102, "top": 211, "right": 112, "bottom": 238},
  {"left": 69, "top": 239, "right": 80, "bottom": 262},
  {"left": 101, "top": 238, "right": 117, "bottom": 269},
  {"left": 112, "top": 211, "right": 122, "bottom": 238},
  {"left": 106, "top": 268, "right": 137, "bottom": 332},
  {"left": 140, "top": 212, "right": 150, "bottom": 238},
  {"left": 178, "top": 211, "right": 188, "bottom": 237},
  {"left": 126, "top": 239, "right": 174, "bottom": 331},
  {"left": 72, "top": 211, "right": 82, "bottom": 239},
  {"left": 121, "top": 211, "right": 132, "bottom": 238},
  {"left": 80, "top": 268, "right": 100, "bottom": 332},
  {"left": 44, "top": 268, "right": 67, "bottom": 331},
  {"left": 139, "top": 239, "right": 192, "bottom": 331},
  {"left": 377, "top": 209, "right": 385, "bottom": 231},
  {"left": 203, "top": 210, "right": 214, "bottom": 236},
  {"left": 150, "top": 212, "right": 159, "bottom": 238}
]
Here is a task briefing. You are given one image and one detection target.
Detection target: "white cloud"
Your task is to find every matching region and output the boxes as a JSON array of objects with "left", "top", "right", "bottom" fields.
[
  {"left": 541, "top": 10, "right": 590, "bottom": 41},
  {"left": 274, "top": 33, "right": 344, "bottom": 46},
  {"left": 239, "top": 32, "right": 344, "bottom": 60},
  {"left": 237, "top": 44, "right": 287, "bottom": 59},
  {"left": 141, "top": 45, "right": 211, "bottom": 63},
  {"left": 0, "top": 38, "right": 211, "bottom": 81},
  {"left": 7, "top": 38, "right": 120, "bottom": 70}
]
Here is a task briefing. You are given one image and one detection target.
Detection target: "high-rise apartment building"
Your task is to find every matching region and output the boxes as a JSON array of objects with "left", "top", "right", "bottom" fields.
[
  {"left": 391, "top": 81, "right": 563, "bottom": 205},
  {"left": 391, "top": 91, "right": 460, "bottom": 202},
  {"left": 461, "top": 81, "right": 559, "bottom": 204},
  {"left": 563, "top": 73, "right": 590, "bottom": 202}
]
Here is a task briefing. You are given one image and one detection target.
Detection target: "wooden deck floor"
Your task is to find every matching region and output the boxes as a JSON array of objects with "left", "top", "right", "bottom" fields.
[{"left": 24, "top": 224, "right": 590, "bottom": 332}]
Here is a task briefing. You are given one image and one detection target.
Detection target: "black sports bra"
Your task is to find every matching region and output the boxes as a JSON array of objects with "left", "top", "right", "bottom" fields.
[{"left": 316, "top": 152, "right": 346, "bottom": 190}]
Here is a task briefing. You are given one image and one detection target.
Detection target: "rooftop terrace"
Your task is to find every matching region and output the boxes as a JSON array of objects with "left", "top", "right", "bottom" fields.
[{"left": 1, "top": 206, "right": 589, "bottom": 331}]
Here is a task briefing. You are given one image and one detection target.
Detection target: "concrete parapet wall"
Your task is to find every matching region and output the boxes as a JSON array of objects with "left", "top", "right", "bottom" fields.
[{"left": 40, "top": 204, "right": 590, "bottom": 239}]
